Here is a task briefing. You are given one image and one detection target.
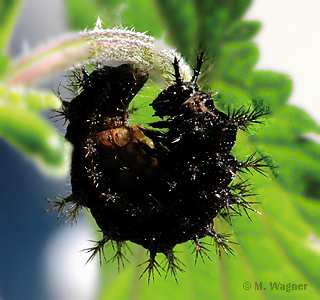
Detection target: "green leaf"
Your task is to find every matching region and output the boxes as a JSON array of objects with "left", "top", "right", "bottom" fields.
[
  {"left": 250, "top": 104, "right": 320, "bottom": 200},
  {"left": 153, "top": 0, "right": 196, "bottom": 56},
  {"left": 3, "top": 0, "right": 320, "bottom": 298},
  {"left": 253, "top": 105, "right": 320, "bottom": 141},
  {"left": 0, "top": 84, "right": 61, "bottom": 110},
  {"left": 213, "top": 42, "right": 259, "bottom": 88},
  {"left": 0, "top": 52, "right": 10, "bottom": 77},
  {"left": 292, "top": 193, "right": 320, "bottom": 235},
  {"left": 255, "top": 142, "right": 320, "bottom": 200},
  {"left": 0, "top": 0, "right": 24, "bottom": 51},
  {"left": 65, "top": 0, "right": 104, "bottom": 30},
  {"left": 250, "top": 70, "right": 293, "bottom": 110},
  {"left": 66, "top": 0, "right": 166, "bottom": 39},
  {"left": 129, "top": 84, "right": 162, "bottom": 126},
  {"left": 193, "top": 0, "right": 253, "bottom": 53},
  {"left": 211, "top": 81, "right": 253, "bottom": 111},
  {"left": 0, "top": 104, "right": 70, "bottom": 176},
  {"left": 116, "top": 0, "right": 165, "bottom": 38},
  {"left": 223, "top": 21, "right": 262, "bottom": 44}
]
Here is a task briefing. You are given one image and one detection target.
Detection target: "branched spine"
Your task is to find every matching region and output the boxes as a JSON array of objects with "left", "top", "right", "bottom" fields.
[{"left": 46, "top": 195, "right": 82, "bottom": 224}]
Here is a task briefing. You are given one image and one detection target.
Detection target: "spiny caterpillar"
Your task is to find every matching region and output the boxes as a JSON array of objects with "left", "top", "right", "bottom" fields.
[{"left": 48, "top": 53, "right": 270, "bottom": 282}]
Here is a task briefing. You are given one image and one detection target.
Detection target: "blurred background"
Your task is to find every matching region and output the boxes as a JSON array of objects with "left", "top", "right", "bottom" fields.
[{"left": 1, "top": 0, "right": 319, "bottom": 299}]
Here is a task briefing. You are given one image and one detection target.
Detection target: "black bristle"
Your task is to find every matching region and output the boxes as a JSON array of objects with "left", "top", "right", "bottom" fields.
[{"left": 163, "top": 249, "right": 185, "bottom": 282}]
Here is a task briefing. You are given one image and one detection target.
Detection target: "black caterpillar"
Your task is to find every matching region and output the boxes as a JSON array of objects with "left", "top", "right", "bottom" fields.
[{"left": 48, "top": 53, "right": 269, "bottom": 282}]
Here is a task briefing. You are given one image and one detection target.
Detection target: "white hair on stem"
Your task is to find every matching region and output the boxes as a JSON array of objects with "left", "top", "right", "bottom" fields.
[{"left": 5, "top": 16, "right": 192, "bottom": 87}]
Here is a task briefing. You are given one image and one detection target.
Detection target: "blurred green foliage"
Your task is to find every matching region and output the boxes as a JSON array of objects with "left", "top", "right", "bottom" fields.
[
  {"left": 1, "top": 0, "right": 320, "bottom": 299},
  {"left": 0, "top": 0, "right": 70, "bottom": 176}
]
